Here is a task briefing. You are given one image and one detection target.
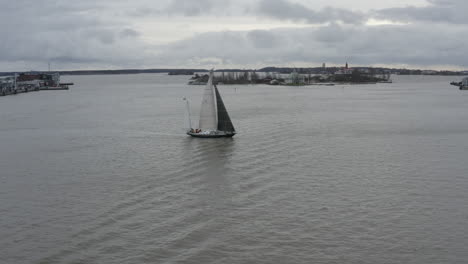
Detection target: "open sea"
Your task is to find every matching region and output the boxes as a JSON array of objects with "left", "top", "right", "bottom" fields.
[{"left": 1, "top": 74, "right": 468, "bottom": 264}]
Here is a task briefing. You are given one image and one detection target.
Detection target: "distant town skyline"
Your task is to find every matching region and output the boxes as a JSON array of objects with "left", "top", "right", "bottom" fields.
[{"left": 1, "top": 0, "right": 467, "bottom": 71}]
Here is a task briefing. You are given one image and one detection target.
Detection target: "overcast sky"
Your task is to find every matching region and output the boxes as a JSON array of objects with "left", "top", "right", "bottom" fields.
[{"left": 0, "top": 0, "right": 466, "bottom": 71}]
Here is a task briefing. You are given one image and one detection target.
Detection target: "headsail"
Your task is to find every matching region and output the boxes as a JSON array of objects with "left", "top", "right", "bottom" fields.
[
  {"left": 198, "top": 71, "right": 217, "bottom": 131},
  {"left": 214, "top": 85, "right": 235, "bottom": 132}
]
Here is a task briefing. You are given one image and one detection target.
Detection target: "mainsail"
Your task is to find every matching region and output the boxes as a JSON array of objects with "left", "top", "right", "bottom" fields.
[
  {"left": 183, "top": 97, "right": 192, "bottom": 131},
  {"left": 198, "top": 72, "right": 217, "bottom": 131},
  {"left": 214, "top": 85, "right": 235, "bottom": 132}
]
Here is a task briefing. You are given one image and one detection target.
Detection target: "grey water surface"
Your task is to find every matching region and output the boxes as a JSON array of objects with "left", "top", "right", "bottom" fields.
[{"left": 1, "top": 74, "right": 468, "bottom": 264}]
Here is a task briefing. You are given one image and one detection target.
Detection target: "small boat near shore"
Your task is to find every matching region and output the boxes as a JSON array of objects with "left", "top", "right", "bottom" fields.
[{"left": 184, "top": 70, "right": 236, "bottom": 138}]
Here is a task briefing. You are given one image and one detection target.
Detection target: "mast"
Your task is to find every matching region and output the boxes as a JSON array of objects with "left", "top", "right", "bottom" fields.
[{"left": 213, "top": 72, "right": 218, "bottom": 124}]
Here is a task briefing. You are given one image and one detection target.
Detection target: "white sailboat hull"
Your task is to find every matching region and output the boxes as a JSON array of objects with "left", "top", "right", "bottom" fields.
[{"left": 187, "top": 130, "right": 236, "bottom": 138}]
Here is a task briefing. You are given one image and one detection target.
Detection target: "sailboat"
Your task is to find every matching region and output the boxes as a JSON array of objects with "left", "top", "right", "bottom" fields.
[
  {"left": 184, "top": 70, "right": 236, "bottom": 138},
  {"left": 450, "top": 77, "right": 468, "bottom": 90}
]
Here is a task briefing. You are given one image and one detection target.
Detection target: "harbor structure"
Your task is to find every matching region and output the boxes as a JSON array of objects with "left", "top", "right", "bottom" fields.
[
  {"left": 450, "top": 77, "right": 468, "bottom": 90},
  {"left": 0, "top": 72, "right": 73, "bottom": 97},
  {"left": 334, "top": 62, "right": 353, "bottom": 75},
  {"left": 288, "top": 69, "right": 305, "bottom": 85},
  {"left": 185, "top": 63, "right": 393, "bottom": 86}
]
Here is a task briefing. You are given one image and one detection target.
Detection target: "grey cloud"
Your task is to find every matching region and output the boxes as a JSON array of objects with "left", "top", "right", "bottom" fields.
[
  {"left": 83, "top": 29, "right": 116, "bottom": 45},
  {"left": 377, "top": 0, "right": 468, "bottom": 24},
  {"left": 127, "top": 0, "right": 235, "bottom": 17},
  {"left": 166, "top": 0, "right": 230, "bottom": 16},
  {"left": 0, "top": 0, "right": 153, "bottom": 69},
  {"left": 125, "top": 0, "right": 365, "bottom": 23},
  {"left": 257, "top": 0, "right": 366, "bottom": 25},
  {"left": 1, "top": 0, "right": 467, "bottom": 71},
  {"left": 247, "top": 30, "right": 279, "bottom": 49},
  {"left": 127, "top": 7, "right": 161, "bottom": 17},
  {"left": 314, "top": 23, "right": 353, "bottom": 43},
  {"left": 154, "top": 24, "right": 468, "bottom": 68},
  {"left": 120, "top": 28, "right": 141, "bottom": 38}
]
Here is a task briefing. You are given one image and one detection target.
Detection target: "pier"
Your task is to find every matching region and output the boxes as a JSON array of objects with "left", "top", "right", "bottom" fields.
[{"left": 0, "top": 73, "right": 73, "bottom": 97}]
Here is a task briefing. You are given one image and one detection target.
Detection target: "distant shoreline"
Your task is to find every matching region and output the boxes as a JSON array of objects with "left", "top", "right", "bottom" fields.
[
  {"left": 0, "top": 69, "right": 209, "bottom": 77},
  {"left": 1, "top": 67, "right": 467, "bottom": 77}
]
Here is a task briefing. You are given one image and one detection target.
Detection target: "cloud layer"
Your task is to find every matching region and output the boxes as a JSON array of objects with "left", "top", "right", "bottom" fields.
[
  {"left": 257, "top": 0, "right": 366, "bottom": 25},
  {"left": 153, "top": 23, "right": 468, "bottom": 69},
  {"left": 377, "top": 0, "right": 468, "bottom": 24},
  {"left": 0, "top": 0, "right": 467, "bottom": 70}
]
